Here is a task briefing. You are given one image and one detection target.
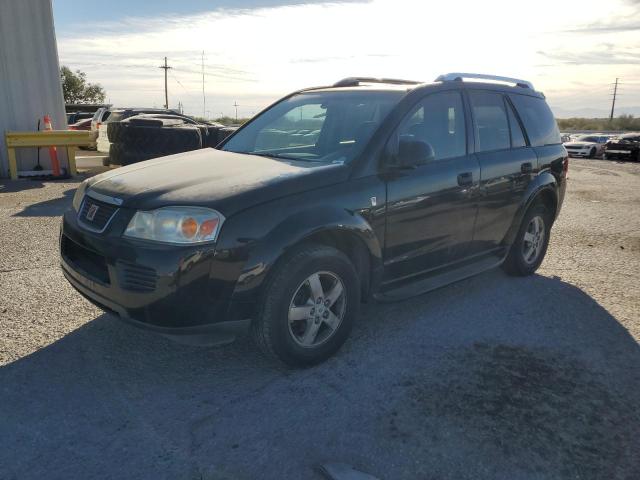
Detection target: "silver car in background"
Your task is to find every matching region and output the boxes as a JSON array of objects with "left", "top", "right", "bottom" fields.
[{"left": 563, "top": 134, "right": 610, "bottom": 158}]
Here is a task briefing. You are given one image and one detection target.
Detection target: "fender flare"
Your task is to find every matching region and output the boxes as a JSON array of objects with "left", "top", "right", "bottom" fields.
[
  {"left": 231, "top": 205, "right": 383, "bottom": 298},
  {"left": 503, "top": 171, "right": 559, "bottom": 246}
]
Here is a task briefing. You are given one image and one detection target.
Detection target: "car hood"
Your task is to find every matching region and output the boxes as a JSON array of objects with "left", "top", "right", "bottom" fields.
[{"left": 86, "top": 148, "right": 350, "bottom": 216}]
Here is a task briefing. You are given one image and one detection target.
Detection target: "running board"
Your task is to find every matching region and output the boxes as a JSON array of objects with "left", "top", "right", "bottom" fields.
[{"left": 374, "top": 253, "right": 506, "bottom": 303}]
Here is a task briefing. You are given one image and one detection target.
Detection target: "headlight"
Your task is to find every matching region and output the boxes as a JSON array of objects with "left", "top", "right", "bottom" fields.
[
  {"left": 124, "top": 207, "right": 225, "bottom": 244},
  {"left": 72, "top": 180, "right": 88, "bottom": 211}
]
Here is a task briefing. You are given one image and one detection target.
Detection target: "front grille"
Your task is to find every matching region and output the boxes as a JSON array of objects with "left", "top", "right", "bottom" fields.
[
  {"left": 565, "top": 145, "right": 582, "bottom": 150},
  {"left": 61, "top": 235, "right": 110, "bottom": 284},
  {"left": 78, "top": 196, "right": 118, "bottom": 232},
  {"left": 117, "top": 260, "right": 157, "bottom": 292}
]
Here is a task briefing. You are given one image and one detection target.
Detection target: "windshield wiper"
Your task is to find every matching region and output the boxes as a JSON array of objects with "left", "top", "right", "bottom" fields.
[{"left": 247, "top": 151, "right": 317, "bottom": 162}]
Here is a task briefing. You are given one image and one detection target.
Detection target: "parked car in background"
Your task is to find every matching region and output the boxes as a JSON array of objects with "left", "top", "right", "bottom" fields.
[
  {"left": 563, "top": 134, "right": 609, "bottom": 158},
  {"left": 68, "top": 118, "right": 92, "bottom": 131},
  {"left": 560, "top": 133, "right": 572, "bottom": 143},
  {"left": 90, "top": 107, "right": 112, "bottom": 149},
  {"left": 67, "top": 111, "right": 94, "bottom": 125},
  {"left": 603, "top": 133, "right": 640, "bottom": 161},
  {"left": 61, "top": 73, "right": 567, "bottom": 366}
]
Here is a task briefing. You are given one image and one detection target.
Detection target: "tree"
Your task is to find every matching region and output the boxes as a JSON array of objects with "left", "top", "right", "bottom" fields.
[{"left": 60, "top": 66, "right": 106, "bottom": 104}]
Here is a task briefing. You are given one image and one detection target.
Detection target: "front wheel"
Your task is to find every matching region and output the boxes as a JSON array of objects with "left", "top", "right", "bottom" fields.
[
  {"left": 252, "top": 244, "right": 360, "bottom": 366},
  {"left": 502, "top": 204, "right": 552, "bottom": 276},
  {"left": 589, "top": 147, "right": 596, "bottom": 158}
]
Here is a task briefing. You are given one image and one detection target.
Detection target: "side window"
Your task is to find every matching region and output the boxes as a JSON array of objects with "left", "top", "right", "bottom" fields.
[
  {"left": 469, "top": 91, "right": 510, "bottom": 152},
  {"left": 506, "top": 100, "right": 527, "bottom": 148},
  {"left": 397, "top": 91, "right": 466, "bottom": 161},
  {"left": 254, "top": 103, "right": 326, "bottom": 150},
  {"left": 509, "top": 94, "right": 561, "bottom": 147}
]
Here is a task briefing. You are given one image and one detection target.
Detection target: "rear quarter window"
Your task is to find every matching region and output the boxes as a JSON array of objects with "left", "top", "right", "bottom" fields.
[{"left": 509, "top": 94, "right": 561, "bottom": 147}]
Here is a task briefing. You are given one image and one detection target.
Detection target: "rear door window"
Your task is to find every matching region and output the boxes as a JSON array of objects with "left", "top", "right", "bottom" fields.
[
  {"left": 509, "top": 94, "right": 561, "bottom": 147},
  {"left": 469, "top": 91, "right": 510, "bottom": 152}
]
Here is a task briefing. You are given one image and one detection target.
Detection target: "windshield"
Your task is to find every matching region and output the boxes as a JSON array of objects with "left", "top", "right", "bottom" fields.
[
  {"left": 222, "top": 90, "right": 404, "bottom": 163},
  {"left": 577, "top": 136, "right": 598, "bottom": 142}
]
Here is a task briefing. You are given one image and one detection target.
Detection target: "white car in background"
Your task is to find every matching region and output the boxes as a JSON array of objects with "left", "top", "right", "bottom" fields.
[
  {"left": 96, "top": 123, "right": 111, "bottom": 154},
  {"left": 563, "top": 134, "right": 609, "bottom": 158}
]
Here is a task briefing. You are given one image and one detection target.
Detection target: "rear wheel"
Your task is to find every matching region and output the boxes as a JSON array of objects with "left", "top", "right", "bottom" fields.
[
  {"left": 502, "top": 204, "right": 551, "bottom": 276},
  {"left": 252, "top": 244, "right": 360, "bottom": 366}
]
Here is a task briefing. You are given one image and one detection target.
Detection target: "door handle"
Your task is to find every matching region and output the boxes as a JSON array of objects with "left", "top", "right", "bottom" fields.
[
  {"left": 521, "top": 162, "right": 533, "bottom": 174},
  {"left": 457, "top": 172, "right": 473, "bottom": 187}
]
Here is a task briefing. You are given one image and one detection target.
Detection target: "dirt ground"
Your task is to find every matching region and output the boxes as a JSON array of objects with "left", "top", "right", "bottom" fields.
[{"left": 0, "top": 158, "right": 639, "bottom": 480}]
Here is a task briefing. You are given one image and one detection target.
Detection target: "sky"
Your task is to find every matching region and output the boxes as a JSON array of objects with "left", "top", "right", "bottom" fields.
[{"left": 52, "top": 0, "right": 640, "bottom": 119}]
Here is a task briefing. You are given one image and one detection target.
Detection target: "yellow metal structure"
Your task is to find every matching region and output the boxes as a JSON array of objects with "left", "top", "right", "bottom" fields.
[{"left": 5, "top": 130, "right": 92, "bottom": 179}]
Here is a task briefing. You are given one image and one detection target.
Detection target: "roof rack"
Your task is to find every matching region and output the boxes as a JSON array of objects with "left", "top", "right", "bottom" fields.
[
  {"left": 333, "top": 77, "right": 423, "bottom": 88},
  {"left": 434, "top": 72, "right": 534, "bottom": 90}
]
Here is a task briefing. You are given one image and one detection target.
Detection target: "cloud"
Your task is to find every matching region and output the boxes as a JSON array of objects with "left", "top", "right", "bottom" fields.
[
  {"left": 55, "top": 0, "right": 640, "bottom": 118},
  {"left": 538, "top": 48, "right": 640, "bottom": 66},
  {"left": 563, "top": 2, "right": 640, "bottom": 33}
]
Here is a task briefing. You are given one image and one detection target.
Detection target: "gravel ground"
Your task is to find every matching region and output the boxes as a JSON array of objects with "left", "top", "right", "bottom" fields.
[{"left": 1, "top": 159, "right": 639, "bottom": 480}]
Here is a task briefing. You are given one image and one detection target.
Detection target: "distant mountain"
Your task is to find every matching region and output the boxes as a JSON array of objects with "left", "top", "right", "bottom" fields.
[{"left": 551, "top": 105, "right": 640, "bottom": 118}]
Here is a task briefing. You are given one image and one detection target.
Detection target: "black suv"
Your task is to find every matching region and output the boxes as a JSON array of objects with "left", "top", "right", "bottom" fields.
[{"left": 60, "top": 73, "right": 568, "bottom": 365}]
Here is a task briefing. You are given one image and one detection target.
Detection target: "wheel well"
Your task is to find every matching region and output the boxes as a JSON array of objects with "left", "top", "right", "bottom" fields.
[
  {"left": 300, "top": 230, "right": 372, "bottom": 299},
  {"left": 535, "top": 188, "right": 558, "bottom": 220}
]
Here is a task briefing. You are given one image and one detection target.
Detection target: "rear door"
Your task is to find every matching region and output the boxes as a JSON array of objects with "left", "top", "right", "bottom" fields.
[
  {"left": 467, "top": 90, "right": 537, "bottom": 254},
  {"left": 383, "top": 90, "right": 481, "bottom": 282}
]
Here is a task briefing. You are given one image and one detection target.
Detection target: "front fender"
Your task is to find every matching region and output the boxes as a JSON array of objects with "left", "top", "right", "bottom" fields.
[
  {"left": 230, "top": 205, "right": 382, "bottom": 298},
  {"left": 503, "top": 171, "right": 559, "bottom": 246}
]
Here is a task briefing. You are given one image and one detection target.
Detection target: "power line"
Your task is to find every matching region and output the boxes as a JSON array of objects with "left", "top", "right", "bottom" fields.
[
  {"left": 169, "top": 70, "right": 191, "bottom": 95},
  {"left": 158, "top": 57, "right": 172, "bottom": 109}
]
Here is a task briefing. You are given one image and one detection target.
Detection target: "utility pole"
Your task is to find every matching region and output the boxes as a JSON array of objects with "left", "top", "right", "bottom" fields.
[
  {"left": 202, "top": 51, "right": 206, "bottom": 119},
  {"left": 159, "top": 57, "right": 172, "bottom": 109},
  {"left": 609, "top": 77, "right": 619, "bottom": 121},
  {"left": 233, "top": 101, "right": 239, "bottom": 122}
]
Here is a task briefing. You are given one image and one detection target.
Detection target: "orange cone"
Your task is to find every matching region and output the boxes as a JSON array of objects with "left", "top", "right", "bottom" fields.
[{"left": 43, "top": 115, "right": 61, "bottom": 176}]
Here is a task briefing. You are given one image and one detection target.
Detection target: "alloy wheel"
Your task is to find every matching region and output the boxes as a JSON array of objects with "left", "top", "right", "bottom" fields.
[
  {"left": 522, "top": 215, "right": 546, "bottom": 265},
  {"left": 287, "top": 271, "right": 346, "bottom": 348}
]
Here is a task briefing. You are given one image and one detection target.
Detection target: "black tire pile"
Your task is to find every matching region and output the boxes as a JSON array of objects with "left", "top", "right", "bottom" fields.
[{"left": 107, "top": 115, "right": 239, "bottom": 166}]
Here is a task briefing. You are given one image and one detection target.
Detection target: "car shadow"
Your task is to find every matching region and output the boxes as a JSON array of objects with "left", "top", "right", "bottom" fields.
[
  {"left": 11, "top": 188, "right": 76, "bottom": 217},
  {"left": 1, "top": 271, "right": 638, "bottom": 480}
]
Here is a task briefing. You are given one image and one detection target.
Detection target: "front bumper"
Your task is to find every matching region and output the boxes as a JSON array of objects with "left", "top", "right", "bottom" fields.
[
  {"left": 565, "top": 149, "right": 592, "bottom": 157},
  {"left": 605, "top": 149, "right": 634, "bottom": 157},
  {"left": 60, "top": 205, "right": 251, "bottom": 337}
]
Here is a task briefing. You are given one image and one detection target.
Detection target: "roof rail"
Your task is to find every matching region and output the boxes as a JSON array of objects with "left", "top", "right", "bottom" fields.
[
  {"left": 333, "top": 77, "right": 423, "bottom": 87},
  {"left": 434, "top": 72, "right": 534, "bottom": 90}
]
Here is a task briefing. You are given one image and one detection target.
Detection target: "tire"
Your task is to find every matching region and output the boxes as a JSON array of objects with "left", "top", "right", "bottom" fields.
[
  {"left": 589, "top": 147, "right": 596, "bottom": 159},
  {"left": 502, "top": 204, "right": 552, "bottom": 276},
  {"left": 252, "top": 244, "right": 361, "bottom": 366},
  {"left": 125, "top": 125, "right": 202, "bottom": 153},
  {"left": 109, "top": 143, "right": 154, "bottom": 166},
  {"left": 218, "top": 126, "right": 239, "bottom": 144},
  {"left": 107, "top": 122, "right": 125, "bottom": 144},
  {"left": 101, "top": 157, "right": 110, "bottom": 167},
  {"left": 205, "top": 126, "right": 222, "bottom": 148}
]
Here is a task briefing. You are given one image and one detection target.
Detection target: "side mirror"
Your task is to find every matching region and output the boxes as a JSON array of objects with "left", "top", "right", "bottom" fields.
[{"left": 396, "top": 139, "right": 435, "bottom": 168}]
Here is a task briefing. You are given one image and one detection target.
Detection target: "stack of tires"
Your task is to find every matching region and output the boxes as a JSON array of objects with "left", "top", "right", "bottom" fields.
[{"left": 107, "top": 115, "right": 239, "bottom": 166}]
